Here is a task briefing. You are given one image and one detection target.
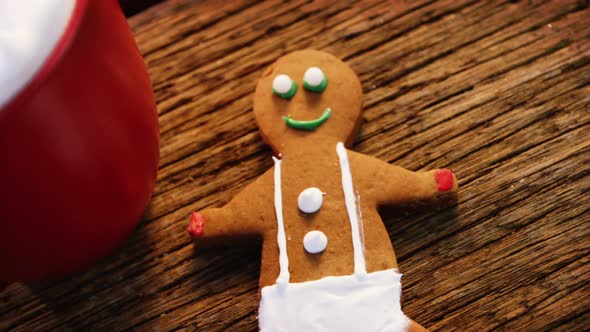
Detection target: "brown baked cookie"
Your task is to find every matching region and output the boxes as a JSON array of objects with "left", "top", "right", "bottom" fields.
[{"left": 187, "top": 50, "right": 458, "bottom": 332}]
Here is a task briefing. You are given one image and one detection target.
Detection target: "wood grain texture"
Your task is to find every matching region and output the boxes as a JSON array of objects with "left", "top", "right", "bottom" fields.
[{"left": 1, "top": 0, "right": 589, "bottom": 331}]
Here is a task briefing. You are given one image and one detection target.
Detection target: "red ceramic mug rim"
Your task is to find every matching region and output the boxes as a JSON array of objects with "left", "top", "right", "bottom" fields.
[{"left": 0, "top": 0, "right": 90, "bottom": 120}]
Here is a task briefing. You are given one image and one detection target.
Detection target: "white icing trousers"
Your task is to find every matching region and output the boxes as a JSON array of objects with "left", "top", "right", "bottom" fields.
[{"left": 258, "top": 269, "right": 410, "bottom": 332}]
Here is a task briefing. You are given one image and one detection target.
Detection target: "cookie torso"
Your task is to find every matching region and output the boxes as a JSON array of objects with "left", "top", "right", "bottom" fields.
[{"left": 258, "top": 140, "right": 398, "bottom": 289}]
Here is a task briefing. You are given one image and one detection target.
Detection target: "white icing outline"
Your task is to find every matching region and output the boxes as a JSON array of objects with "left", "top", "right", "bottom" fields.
[
  {"left": 336, "top": 142, "right": 367, "bottom": 277},
  {"left": 273, "top": 156, "right": 290, "bottom": 288},
  {"left": 356, "top": 190, "right": 366, "bottom": 251}
]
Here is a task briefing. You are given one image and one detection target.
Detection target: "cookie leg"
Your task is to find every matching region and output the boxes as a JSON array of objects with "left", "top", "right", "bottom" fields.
[{"left": 407, "top": 319, "right": 429, "bottom": 332}]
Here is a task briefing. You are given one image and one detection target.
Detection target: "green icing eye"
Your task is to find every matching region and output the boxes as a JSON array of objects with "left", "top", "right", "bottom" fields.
[
  {"left": 272, "top": 74, "right": 297, "bottom": 99},
  {"left": 303, "top": 67, "right": 327, "bottom": 93}
]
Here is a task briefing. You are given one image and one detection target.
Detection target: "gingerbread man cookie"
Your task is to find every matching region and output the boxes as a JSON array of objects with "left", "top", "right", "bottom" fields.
[{"left": 187, "top": 50, "right": 458, "bottom": 332}]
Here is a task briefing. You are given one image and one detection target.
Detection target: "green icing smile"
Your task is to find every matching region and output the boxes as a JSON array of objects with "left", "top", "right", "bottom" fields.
[{"left": 283, "top": 108, "right": 332, "bottom": 131}]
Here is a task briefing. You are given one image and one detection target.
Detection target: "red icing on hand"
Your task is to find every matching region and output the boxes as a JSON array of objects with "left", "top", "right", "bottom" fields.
[
  {"left": 187, "top": 212, "right": 205, "bottom": 237},
  {"left": 435, "top": 169, "right": 454, "bottom": 192}
]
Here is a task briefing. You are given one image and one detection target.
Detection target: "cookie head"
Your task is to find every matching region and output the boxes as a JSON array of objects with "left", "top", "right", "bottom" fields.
[{"left": 254, "top": 50, "right": 363, "bottom": 154}]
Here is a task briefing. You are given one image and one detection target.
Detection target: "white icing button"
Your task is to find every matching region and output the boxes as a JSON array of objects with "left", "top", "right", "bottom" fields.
[
  {"left": 303, "top": 67, "right": 324, "bottom": 87},
  {"left": 303, "top": 230, "right": 328, "bottom": 254},
  {"left": 297, "top": 187, "right": 323, "bottom": 213},
  {"left": 273, "top": 74, "right": 292, "bottom": 94}
]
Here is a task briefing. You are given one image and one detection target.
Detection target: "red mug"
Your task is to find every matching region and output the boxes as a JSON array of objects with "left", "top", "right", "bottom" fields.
[{"left": 0, "top": 0, "right": 159, "bottom": 282}]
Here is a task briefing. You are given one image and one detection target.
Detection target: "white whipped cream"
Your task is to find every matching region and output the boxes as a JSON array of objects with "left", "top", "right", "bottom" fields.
[{"left": 0, "top": 0, "right": 76, "bottom": 109}]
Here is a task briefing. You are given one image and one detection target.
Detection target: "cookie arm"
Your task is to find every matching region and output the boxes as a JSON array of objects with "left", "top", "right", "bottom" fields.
[
  {"left": 187, "top": 203, "right": 261, "bottom": 247},
  {"left": 186, "top": 169, "right": 274, "bottom": 247},
  {"left": 353, "top": 153, "right": 458, "bottom": 207}
]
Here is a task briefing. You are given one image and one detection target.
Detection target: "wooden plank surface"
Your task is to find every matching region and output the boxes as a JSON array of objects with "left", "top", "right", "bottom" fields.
[{"left": 1, "top": 0, "right": 589, "bottom": 331}]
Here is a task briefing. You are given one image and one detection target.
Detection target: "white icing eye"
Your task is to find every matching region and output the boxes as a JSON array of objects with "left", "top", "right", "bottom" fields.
[
  {"left": 303, "top": 67, "right": 327, "bottom": 92},
  {"left": 303, "top": 230, "right": 328, "bottom": 254},
  {"left": 298, "top": 187, "right": 323, "bottom": 213},
  {"left": 272, "top": 74, "right": 297, "bottom": 99}
]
